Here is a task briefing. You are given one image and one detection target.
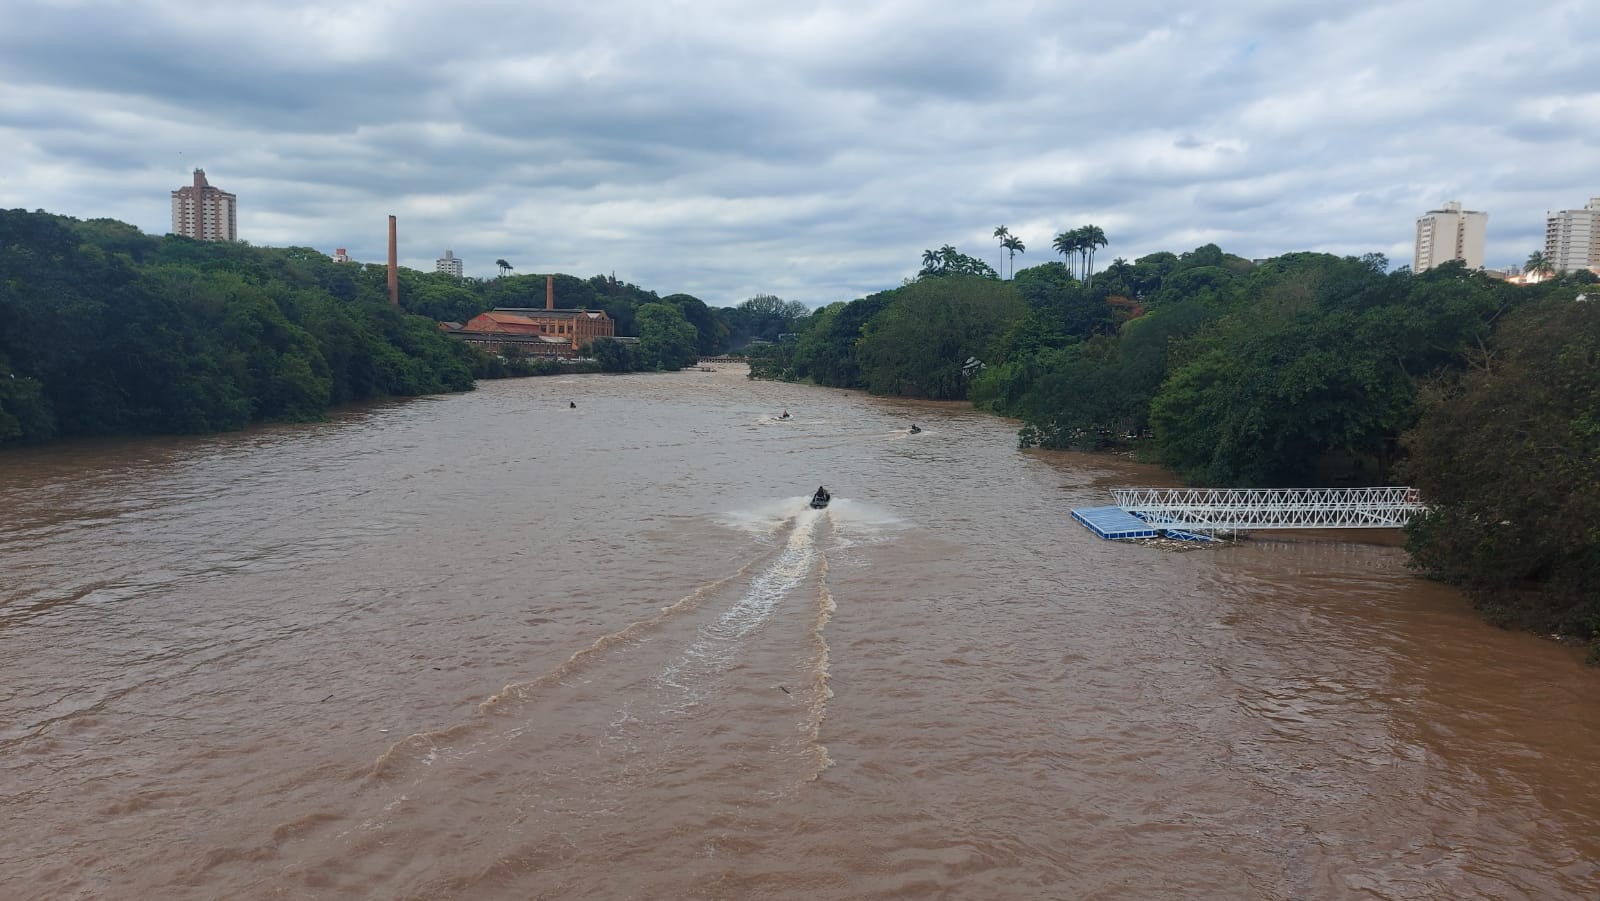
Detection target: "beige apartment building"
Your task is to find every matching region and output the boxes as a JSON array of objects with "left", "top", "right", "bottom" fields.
[
  {"left": 436, "top": 249, "right": 464, "bottom": 278},
  {"left": 170, "top": 169, "right": 237, "bottom": 242},
  {"left": 1544, "top": 198, "right": 1600, "bottom": 273},
  {"left": 1413, "top": 201, "right": 1486, "bottom": 271}
]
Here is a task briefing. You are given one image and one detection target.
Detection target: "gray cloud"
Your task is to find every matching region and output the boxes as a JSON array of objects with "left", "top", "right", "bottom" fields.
[{"left": 0, "top": 0, "right": 1596, "bottom": 307}]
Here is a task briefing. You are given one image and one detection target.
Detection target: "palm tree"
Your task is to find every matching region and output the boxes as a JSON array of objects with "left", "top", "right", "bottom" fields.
[
  {"left": 921, "top": 248, "right": 940, "bottom": 273},
  {"left": 1525, "top": 251, "right": 1553, "bottom": 279},
  {"left": 1081, "top": 225, "right": 1108, "bottom": 288},
  {"left": 1052, "top": 230, "right": 1079, "bottom": 277},
  {"left": 1001, "top": 235, "right": 1025, "bottom": 279},
  {"left": 1055, "top": 226, "right": 1093, "bottom": 281},
  {"left": 496, "top": 259, "right": 512, "bottom": 278},
  {"left": 1105, "top": 256, "right": 1134, "bottom": 291},
  {"left": 993, "top": 225, "right": 1010, "bottom": 276}
]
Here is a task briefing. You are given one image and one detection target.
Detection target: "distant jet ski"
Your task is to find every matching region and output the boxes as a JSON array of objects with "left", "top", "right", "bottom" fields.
[
  {"left": 908, "top": 425, "right": 921, "bottom": 434},
  {"left": 809, "top": 486, "right": 831, "bottom": 509},
  {"left": 778, "top": 410, "right": 791, "bottom": 420}
]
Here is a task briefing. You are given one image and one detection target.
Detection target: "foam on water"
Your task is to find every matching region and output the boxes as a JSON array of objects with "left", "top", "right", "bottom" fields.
[
  {"left": 656, "top": 510, "right": 821, "bottom": 701},
  {"left": 366, "top": 556, "right": 768, "bottom": 786},
  {"left": 821, "top": 497, "right": 912, "bottom": 547},
  {"left": 716, "top": 496, "right": 911, "bottom": 551},
  {"left": 885, "top": 427, "right": 932, "bottom": 440},
  {"left": 716, "top": 496, "right": 821, "bottom": 536},
  {"left": 802, "top": 552, "right": 836, "bottom": 781}
]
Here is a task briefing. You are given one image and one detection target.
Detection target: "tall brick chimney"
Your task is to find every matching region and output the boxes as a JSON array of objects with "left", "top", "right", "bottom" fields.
[
  {"left": 546, "top": 274, "right": 554, "bottom": 310},
  {"left": 387, "top": 215, "right": 398, "bottom": 306}
]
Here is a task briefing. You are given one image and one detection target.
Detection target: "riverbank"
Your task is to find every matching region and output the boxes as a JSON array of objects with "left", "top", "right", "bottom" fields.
[{"left": 0, "top": 358, "right": 678, "bottom": 451}]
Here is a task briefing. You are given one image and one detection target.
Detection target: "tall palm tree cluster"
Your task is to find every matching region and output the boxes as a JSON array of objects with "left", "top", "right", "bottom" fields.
[
  {"left": 992, "top": 226, "right": 1026, "bottom": 279},
  {"left": 990, "top": 225, "right": 1110, "bottom": 286},
  {"left": 1051, "top": 225, "right": 1108, "bottom": 287}
]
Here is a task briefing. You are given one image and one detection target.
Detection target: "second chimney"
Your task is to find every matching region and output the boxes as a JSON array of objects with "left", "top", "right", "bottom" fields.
[{"left": 546, "top": 275, "right": 554, "bottom": 310}]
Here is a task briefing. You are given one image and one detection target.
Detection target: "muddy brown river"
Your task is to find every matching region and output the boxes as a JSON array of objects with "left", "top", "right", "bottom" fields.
[{"left": 2, "top": 367, "right": 1597, "bottom": 899}]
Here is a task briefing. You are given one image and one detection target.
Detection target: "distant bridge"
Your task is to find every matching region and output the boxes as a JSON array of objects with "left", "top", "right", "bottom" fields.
[
  {"left": 698, "top": 356, "right": 745, "bottom": 364},
  {"left": 1073, "top": 487, "right": 1427, "bottom": 540}
]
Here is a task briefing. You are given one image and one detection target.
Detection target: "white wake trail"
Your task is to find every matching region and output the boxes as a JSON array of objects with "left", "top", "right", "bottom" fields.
[{"left": 655, "top": 509, "right": 823, "bottom": 701}]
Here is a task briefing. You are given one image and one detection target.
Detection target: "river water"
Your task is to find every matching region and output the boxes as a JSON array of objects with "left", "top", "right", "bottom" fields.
[{"left": 2, "top": 368, "right": 1597, "bottom": 899}]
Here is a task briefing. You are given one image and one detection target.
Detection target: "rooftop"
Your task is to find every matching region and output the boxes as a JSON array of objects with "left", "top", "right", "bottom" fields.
[{"left": 492, "top": 307, "right": 610, "bottom": 320}]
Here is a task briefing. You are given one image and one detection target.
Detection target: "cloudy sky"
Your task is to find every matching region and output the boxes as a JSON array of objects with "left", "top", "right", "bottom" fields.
[{"left": 2, "top": 1, "right": 1596, "bottom": 308}]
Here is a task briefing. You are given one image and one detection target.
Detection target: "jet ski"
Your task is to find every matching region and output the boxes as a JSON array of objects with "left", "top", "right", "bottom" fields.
[
  {"left": 809, "top": 486, "right": 831, "bottom": 509},
  {"left": 908, "top": 425, "right": 921, "bottom": 434}
]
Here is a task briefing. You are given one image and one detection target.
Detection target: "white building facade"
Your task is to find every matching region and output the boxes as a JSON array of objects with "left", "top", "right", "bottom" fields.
[
  {"left": 170, "top": 169, "right": 237, "bottom": 242},
  {"left": 436, "top": 249, "right": 463, "bottom": 278},
  {"left": 1413, "top": 201, "right": 1487, "bottom": 271},
  {"left": 1544, "top": 198, "right": 1600, "bottom": 273}
]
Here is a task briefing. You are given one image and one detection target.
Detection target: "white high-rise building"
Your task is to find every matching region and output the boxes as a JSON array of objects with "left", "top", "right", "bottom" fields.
[
  {"left": 170, "top": 169, "right": 237, "bottom": 242},
  {"left": 1543, "top": 198, "right": 1600, "bottom": 273},
  {"left": 436, "top": 249, "right": 463, "bottom": 278},
  {"left": 1413, "top": 201, "right": 1487, "bottom": 272}
]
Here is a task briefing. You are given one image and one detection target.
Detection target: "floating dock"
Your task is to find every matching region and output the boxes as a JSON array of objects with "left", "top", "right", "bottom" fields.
[{"left": 1070, "top": 506, "right": 1158, "bottom": 540}]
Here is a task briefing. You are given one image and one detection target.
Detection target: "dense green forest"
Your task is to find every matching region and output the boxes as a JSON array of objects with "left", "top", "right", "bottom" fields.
[
  {"left": 0, "top": 210, "right": 813, "bottom": 445},
  {"left": 751, "top": 235, "right": 1600, "bottom": 654},
  {"left": 0, "top": 210, "right": 483, "bottom": 444}
]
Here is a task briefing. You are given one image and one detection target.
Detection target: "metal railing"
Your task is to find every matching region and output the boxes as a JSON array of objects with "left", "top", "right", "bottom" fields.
[{"left": 1109, "top": 487, "right": 1425, "bottom": 531}]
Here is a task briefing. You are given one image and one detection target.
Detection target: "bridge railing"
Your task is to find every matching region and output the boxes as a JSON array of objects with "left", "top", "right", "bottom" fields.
[{"left": 1109, "top": 487, "right": 1425, "bottom": 530}]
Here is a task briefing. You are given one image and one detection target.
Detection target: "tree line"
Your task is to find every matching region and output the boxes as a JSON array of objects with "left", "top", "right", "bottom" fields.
[
  {"left": 0, "top": 210, "right": 482, "bottom": 443},
  {"left": 750, "top": 236, "right": 1600, "bottom": 656},
  {"left": 406, "top": 273, "right": 810, "bottom": 374},
  {"left": 0, "top": 210, "right": 812, "bottom": 444},
  {"left": 404, "top": 268, "right": 808, "bottom": 360}
]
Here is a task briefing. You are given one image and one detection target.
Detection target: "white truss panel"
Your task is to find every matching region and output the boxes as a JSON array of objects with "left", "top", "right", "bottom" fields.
[{"left": 1109, "top": 487, "right": 1425, "bottom": 531}]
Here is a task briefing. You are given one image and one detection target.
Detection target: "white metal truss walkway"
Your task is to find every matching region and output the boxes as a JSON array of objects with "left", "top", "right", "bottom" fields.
[{"left": 1108, "top": 487, "right": 1425, "bottom": 532}]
